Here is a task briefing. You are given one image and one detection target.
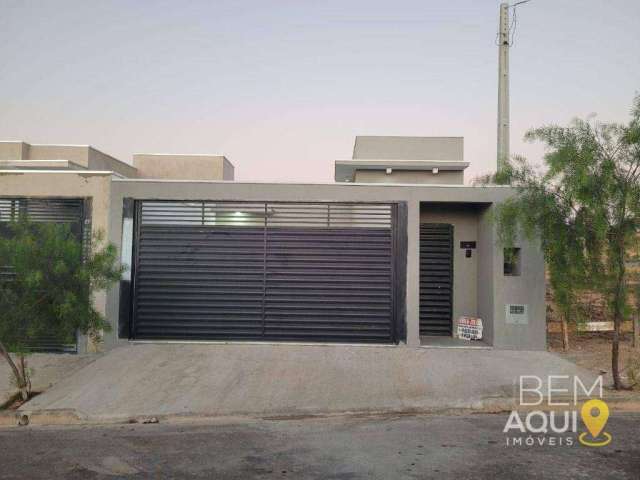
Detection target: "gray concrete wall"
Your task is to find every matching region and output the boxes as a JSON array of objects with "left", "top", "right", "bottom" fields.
[
  {"left": 476, "top": 206, "right": 496, "bottom": 346},
  {"left": 222, "top": 158, "right": 235, "bottom": 180},
  {"left": 0, "top": 142, "right": 136, "bottom": 178},
  {"left": 353, "top": 136, "right": 463, "bottom": 161},
  {"left": 420, "top": 204, "right": 481, "bottom": 323},
  {"left": 356, "top": 170, "right": 463, "bottom": 185},
  {"left": 87, "top": 148, "right": 137, "bottom": 178},
  {"left": 473, "top": 205, "right": 546, "bottom": 350},
  {"left": 0, "top": 141, "right": 29, "bottom": 160},
  {"left": 27, "top": 145, "right": 90, "bottom": 165},
  {"left": 133, "top": 154, "right": 231, "bottom": 181},
  {"left": 492, "top": 234, "right": 546, "bottom": 350},
  {"left": 406, "top": 199, "right": 421, "bottom": 346},
  {"left": 104, "top": 180, "right": 545, "bottom": 350}
]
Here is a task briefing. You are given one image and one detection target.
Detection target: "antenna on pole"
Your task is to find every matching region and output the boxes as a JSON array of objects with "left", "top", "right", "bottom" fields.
[{"left": 496, "top": 0, "right": 530, "bottom": 173}]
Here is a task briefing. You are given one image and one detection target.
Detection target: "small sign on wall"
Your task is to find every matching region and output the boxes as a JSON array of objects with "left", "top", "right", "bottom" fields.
[
  {"left": 455, "top": 316, "right": 483, "bottom": 340},
  {"left": 505, "top": 304, "right": 528, "bottom": 325}
]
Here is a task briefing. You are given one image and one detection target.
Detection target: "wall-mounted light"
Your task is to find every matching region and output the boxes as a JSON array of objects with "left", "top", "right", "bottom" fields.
[
  {"left": 386, "top": 168, "right": 393, "bottom": 175},
  {"left": 432, "top": 167, "right": 439, "bottom": 174}
]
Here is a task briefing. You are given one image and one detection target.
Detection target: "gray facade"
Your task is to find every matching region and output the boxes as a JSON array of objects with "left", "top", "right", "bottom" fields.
[
  {"left": 336, "top": 137, "right": 469, "bottom": 184},
  {"left": 0, "top": 137, "right": 546, "bottom": 352},
  {"left": 103, "top": 180, "right": 545, "bottom": 350}
]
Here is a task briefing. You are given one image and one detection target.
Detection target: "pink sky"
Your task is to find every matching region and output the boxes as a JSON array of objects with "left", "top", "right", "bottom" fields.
[{"left": 1, "top": 0, "right": 638, "bottom": 183}]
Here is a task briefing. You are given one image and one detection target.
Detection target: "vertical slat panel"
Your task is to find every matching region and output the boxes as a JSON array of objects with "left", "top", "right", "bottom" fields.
[{"left": 419, "top": 223, "right": 454, "bottom": 336}]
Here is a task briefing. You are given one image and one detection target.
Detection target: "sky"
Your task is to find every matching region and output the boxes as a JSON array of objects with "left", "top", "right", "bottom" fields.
[{"left": 0, "top": 0, "right": 638, "bottom": 183}]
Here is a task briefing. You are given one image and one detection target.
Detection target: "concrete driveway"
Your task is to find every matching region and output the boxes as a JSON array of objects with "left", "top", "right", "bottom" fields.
[
  {"left": 0, "top": 353, "right": 96, "bottom": 405},
  {"left": 19, "top": 343, "right": 597, "bottom": 422}
]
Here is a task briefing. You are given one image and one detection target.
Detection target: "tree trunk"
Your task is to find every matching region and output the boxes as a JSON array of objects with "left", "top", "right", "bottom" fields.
[
  {"left": 0, "top": 341, "right": 28, "bottom": 401},
  {"left": 611, "top": 229, "right": 627, "bottom": 390},
  {"left": 18, "top": 354, "right": 30, "bottom": 399},
  {"left": 561, "top": 316, "right": 570, "bottom": 351},
  {"left": 612, "top": 328, "right": 621, "bottom": 389}
]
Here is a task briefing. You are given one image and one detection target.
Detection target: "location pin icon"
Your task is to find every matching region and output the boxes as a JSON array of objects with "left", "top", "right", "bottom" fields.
[{"left": 581, "top": 399, "right": 609, "bottom": 438}]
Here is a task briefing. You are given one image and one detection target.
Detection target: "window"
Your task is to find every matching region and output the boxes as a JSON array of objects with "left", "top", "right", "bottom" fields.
[
  {"left": 505, "top": 304, "right": 529, "bottom": 324},
  {"left": 509, "top": 305, "right": 525, "bottom": 315},
  {"left": 504, "top": 248, "right": 521, "bottom": 276}
]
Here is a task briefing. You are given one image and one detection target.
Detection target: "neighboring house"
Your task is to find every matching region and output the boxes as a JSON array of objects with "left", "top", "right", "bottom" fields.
[{"left": 0, "top": 137, "right": 545, "bottom": 352}]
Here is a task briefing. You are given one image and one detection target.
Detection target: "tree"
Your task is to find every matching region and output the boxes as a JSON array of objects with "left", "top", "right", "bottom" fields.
[
  {"left": 485, "top": 95, "right": 640, "bottom": 390},
  {"left": 0, "top": 220, "right": 124, "bottom": 401}
]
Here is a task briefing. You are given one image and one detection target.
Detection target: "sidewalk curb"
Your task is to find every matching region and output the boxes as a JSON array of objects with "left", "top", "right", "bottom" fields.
[
  {"left": 0, "top": 409, "right": 86, "bottom": 427},
  {"left": 1, "top": 395, "right": 638, "bottom": 428},
  {"left": 1, "top": 406, "right": 510, "bottom": 428}
]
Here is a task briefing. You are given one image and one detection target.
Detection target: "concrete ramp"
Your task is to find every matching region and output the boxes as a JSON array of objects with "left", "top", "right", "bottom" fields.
[{"left": 21, "top": 343, "right": 596, "bottom": 421}]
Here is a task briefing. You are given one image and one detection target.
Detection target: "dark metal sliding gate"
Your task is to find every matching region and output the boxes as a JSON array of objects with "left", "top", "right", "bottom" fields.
[
  {"left": 0, "top": 197, "right": 88, "bottom": 353},
  {"left": 419, "top": 223, "right": 454, "bottom": 336},
  {"left": 130, "top": 201, "right": 403, "bottom": 344}
]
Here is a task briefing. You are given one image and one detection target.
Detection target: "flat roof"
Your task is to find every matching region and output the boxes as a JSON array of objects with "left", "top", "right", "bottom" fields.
[
  {"left": 334, "top": 159, "right": 470, "bottom": 182},
  {"left": 132, "top": 153, "right": 226, "bottom": 157},
  {"left": 0, "top": 170, "right": 506, "bottom": 189},
  {"left": 0, "top": 159, "right": 85, "bottom": 169},
  {"left": 0, "top": 169, "right": 115, "bottom": 176}
]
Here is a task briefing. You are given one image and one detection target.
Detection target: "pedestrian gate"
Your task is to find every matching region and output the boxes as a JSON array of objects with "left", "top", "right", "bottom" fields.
[{"left": 419, "top": 223, "right": 454, "bottom": 336}]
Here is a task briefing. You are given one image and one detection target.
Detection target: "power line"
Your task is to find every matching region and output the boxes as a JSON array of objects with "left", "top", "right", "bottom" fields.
[{"left": 495, "top": 0, "right": 531, "bottom": 47}]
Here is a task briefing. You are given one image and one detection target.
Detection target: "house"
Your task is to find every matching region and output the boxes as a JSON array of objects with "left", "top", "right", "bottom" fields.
[{"left": 0, "top": 137, "right": 545, "bottom": 352}]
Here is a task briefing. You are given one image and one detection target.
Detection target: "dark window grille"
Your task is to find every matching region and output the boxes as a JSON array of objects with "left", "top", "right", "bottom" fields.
[{"left": 0, "top": 197, "right": 86, "bottom": 353}]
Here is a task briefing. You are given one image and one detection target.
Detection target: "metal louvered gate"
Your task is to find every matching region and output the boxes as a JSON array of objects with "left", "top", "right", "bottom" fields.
[
  {"left": 130, "top": 201, "right": 401, "bottom": 343},
  {"left": 0, "top": 197, "right": 87, "bottom": 353},
  {"left": 419, "top": 223, "right": 454, "bottom": 336}
]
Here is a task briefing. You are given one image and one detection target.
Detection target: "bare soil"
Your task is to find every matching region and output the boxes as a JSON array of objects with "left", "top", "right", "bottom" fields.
[
  {"left": 548, "top": 330, "right": 640, "bottom": 389},
  {"left": 0, "top": 390, "right": 41, "bottom": 411}
]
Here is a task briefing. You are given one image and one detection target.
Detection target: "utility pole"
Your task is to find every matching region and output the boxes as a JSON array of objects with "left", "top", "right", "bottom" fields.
[
  {"left": 496, "top": 1, "right": 530, "bottom": 173},
  {"left": 497, "top": 2, "right": 510, "bottom": 172}
]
